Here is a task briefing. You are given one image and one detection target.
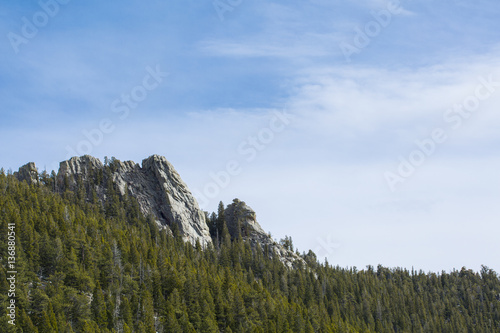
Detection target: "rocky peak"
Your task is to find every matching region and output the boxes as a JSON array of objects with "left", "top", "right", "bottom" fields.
[
  {"left": 54, "top": 155, "right": 212, "bottom": 247},
  {"left": 57, "top": 155, "right": 103, "bottom": 187},
  {"left": 15, "top": 162, "right": 39, "bottom": 185},
  {"left": 225, "top": 199, "right": 305, "bottom": 269},
  {"left": 60, "top": 155, "right": 102, "bottom": 174},
  {"left": 135, "top": 155, "right": 211, "bottom": 247},
  {"left": 224, "top": 199, "right": 265, "bottom": 240}
]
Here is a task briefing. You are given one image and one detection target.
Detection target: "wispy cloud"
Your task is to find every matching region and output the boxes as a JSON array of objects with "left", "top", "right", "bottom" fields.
[
  {"left": 199, "top": 33, "right": 342, "bottom": 58},
  {"left": 288, "top": 55, "right": 500, "bottom": 143}
]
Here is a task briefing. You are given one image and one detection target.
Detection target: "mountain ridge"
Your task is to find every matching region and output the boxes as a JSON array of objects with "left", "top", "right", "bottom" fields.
[
  {"left": 3, "top": 155, "right": 500, "bottom": 332},
  {"left": 15, "top": 154, "right": 303, "bottom": 267}
]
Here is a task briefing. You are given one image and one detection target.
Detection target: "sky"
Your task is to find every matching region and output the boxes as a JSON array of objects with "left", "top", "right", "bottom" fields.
[{"left": 1, "top": 0, "right": 500, "bottom": 273}]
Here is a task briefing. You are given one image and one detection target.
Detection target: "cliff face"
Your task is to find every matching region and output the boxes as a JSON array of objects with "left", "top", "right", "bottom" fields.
[
  {"left": 224, "top": 199, "right": 305, "bottom": 269},
  {"left": 55, "top": 155, "right": 212, "bottom": 247},
  {"left": 14, "top": 162, "right": 39, "bottom": 185}
]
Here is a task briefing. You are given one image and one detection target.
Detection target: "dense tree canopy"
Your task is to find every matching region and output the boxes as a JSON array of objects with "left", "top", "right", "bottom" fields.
[{"left": 0, "top": 168, "right": 499, "bottom": 332}]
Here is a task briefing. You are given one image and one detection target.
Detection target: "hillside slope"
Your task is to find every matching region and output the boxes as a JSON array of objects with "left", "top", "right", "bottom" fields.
[{"left": 1, "top": 160, "right": 499, "bottom": 332}]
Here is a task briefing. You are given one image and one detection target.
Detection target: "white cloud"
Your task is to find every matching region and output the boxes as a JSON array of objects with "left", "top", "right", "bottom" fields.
[
  {"left": 287, "top": 58, "right": 500, "bottom": 145},
  {"left": 199, "top": 32, "right": 342, "bottom": 58}
]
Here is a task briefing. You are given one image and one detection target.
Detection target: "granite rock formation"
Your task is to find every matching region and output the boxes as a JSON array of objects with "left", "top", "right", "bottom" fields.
[
  {"left": 55, "top": 155, "right": 212, "bottom": 247},
  {"left": 224, "top": 199, "right": 305, "bottom": 269},
  {"left": 14, "top": 162, "right": 39, "bottom": 185},
  {"left": 15, "top": 155, "right": 307, "bottom": 265}
]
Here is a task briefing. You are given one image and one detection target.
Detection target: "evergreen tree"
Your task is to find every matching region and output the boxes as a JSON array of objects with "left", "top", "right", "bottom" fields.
[
  {"left": 216, "top": 201, "right": 226, "bottom": 243},
  {"left": 47, "top": 302, "right": 58, "bottom": 333},
  {"left": 19, "top": 308, "right": 38, "bottom": 333},
  {"left": 91, "top": 282, "right": 108, "bottom": 328},
  {"left": 141, "top": 290, "right": 156, "bottom": 333},
  {"left": 38, "top": 310, "right": 55, "bottom": 333}
]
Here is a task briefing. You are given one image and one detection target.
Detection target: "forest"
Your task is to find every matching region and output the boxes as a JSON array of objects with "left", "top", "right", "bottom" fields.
[{"left": 0, "top": 167, "right": 499, "bottom": 332}]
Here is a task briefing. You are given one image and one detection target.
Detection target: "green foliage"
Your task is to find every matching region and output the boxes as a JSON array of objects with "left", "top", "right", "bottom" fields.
[{"left": 0, "top": 171, "right": 499, "bottom": 332}]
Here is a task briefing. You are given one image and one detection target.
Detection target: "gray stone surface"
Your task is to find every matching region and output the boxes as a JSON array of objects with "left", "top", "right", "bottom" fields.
[
  {"left": 15, "top": 162, "right": 39, "bottom": 185},
  {"left": 55, "top": 155, "right": 212, "bottom": 247},
  {"left": 57, "top": 155, "right": 103, "bottom": 187}
]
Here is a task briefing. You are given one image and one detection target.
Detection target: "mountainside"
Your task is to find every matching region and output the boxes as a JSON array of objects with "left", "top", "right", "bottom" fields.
[
  {"left": 1, "top": 156, "right": 500, "bottom": 332},
  {"left": 16, "top": 155, "right": 301, "bottom": 266}
]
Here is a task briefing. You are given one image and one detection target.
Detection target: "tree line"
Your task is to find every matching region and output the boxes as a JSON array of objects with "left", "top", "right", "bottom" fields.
[{"left": 0, "top": 166, "right": 499, "bottom": 332}]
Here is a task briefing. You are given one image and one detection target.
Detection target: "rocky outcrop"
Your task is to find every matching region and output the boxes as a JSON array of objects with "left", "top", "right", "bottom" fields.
[
  {"left": 54, "top": 155, "right": 212, "bottom": 247},
  {"left": 14, "top": 155, "right": 306, "bottom": 266},
  {"left": 58, "top": 155, "right": 103, "bottom": 184},
  {"left": 14, "top": 162, "right": 39, "bottom": 185},
  {"left": 112, "top": 155, "right": 212, "bottom": 247},
  {"left": 225, "top": 199, "right": 305, "bottom": 269}
]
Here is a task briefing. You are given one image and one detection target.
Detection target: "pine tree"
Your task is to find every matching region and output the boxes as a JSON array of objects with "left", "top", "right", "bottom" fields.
[
  {"left": 47, "top": 302, "right": 58, "bottom": 333},
  {"left": 120, "top": 296, "right": 133, "bottom": 329},
  {"left": 141, "top": 290, "right": 156, "bottom": 333},
  {"left": 123, "top": 322, "right": 132, "bottom": 333},
  {"left": 81, "top": 320, "right": 98, "bottom": 333},
  {"left": 91, "top": 282, "right": 108, "bottom": 329},
  {"left": 163, "top": 307, "right": 183, "bottom": 332},
  {"left": 216, "top": 201, "right": 226, "bottom": 243},
  {"left": 19, "top": 308, "right": 38, "bottom": 333},
  {"left": 38, "top": 310, "right": 54, "bottom": 333}
]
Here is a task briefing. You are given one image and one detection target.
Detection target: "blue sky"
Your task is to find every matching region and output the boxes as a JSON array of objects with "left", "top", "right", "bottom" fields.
[{"left": 2, "top": 0, "right": 500, "bottom": 272}]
